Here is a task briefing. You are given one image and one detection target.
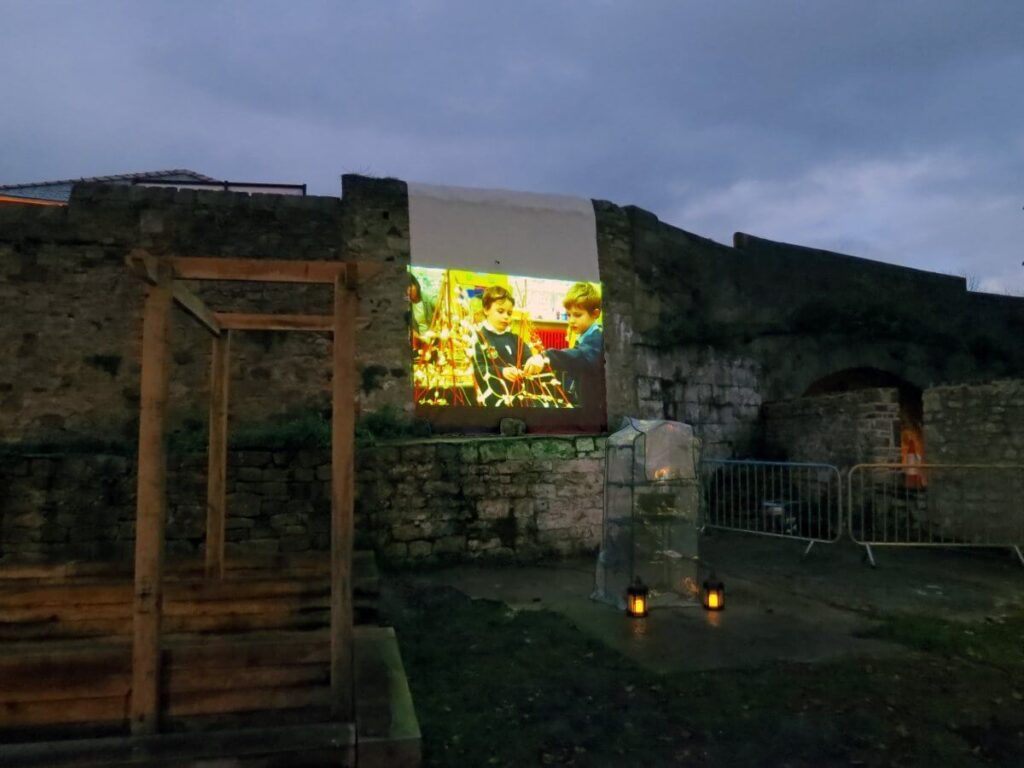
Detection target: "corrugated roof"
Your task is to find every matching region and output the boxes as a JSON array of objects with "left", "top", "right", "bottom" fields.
[{"left": 0, "top": 169, "right": 218, "bottom": 202}]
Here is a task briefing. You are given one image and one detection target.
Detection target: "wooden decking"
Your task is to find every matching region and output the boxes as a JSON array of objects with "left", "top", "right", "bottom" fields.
[{"left": 0, "top": 554, "right": 420, "bottom": 766}]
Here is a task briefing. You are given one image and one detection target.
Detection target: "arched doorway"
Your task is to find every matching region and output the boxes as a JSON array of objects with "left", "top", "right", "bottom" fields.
[{"left": 804, "top": 367, "right": 924, "bottom": 481}]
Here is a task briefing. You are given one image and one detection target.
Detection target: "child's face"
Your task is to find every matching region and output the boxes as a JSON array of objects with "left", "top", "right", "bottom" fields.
[
  {"left": 567, "top": 305, "right": 600, "bottom": 335},
  {"left": 485, "top": 299, "right": 515, "bottom": 332}
]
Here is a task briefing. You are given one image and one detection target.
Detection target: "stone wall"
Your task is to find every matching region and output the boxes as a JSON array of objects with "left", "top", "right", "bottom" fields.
[
  {"left": 4, "top": 175, "right": 1024, "bottom": 456},
  {"left": 0, "top": 436, "right": 606, "bottom": 564},
  {"left": 590, "top": 198, "right": 1024, "bottom": 461},
  {"left": 924, "top": 380, "right": 1024, "bottom": 464},
  {"left": 762, "top": 388, "right": 901, "bottom": 467},
  {"left": 0, "top": 176, "right": 411, "bottom": 446},
  {"left": 920, "top": 380, "right": 1024, "bottom": 542},
  {"left": 358, "top": 436, "right": 606, "bottom": 562}
]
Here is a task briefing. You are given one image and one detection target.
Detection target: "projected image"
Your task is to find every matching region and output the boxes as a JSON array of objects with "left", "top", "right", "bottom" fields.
[{"left": 409, "top": 267, "right": 604, "bottom": 410}]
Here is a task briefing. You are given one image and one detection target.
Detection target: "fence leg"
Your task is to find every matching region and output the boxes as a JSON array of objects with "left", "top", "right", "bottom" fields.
[
  {"left": 802, "top": 540, "right": 815, "bottom": 558},
  {"left": 863, "top": 544, "right": 876, "bottom": 568},
  {"left": 1013, "top": 546, "right": 1024, "bottom": 568}
]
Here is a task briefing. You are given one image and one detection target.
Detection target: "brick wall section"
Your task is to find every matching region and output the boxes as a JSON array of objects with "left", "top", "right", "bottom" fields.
[
  {"left": 0, "top": 436, "right": 606, "bottom": 564},
  {"left": 762, "top": 388, "right": 900, "bottom": 467}
]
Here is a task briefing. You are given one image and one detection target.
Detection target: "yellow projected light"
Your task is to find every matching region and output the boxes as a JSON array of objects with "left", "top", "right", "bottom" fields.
[{"left": 408, "top": 266, "right": 601, "bottom": 411}]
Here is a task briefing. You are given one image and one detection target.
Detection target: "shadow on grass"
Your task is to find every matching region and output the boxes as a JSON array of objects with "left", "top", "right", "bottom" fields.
[{"left": 384, "top": 578, "right": 1024, "bottom": 767}]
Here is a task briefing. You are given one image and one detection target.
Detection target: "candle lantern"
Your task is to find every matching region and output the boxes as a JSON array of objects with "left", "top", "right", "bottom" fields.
[
  {"left": 702, "top": 578, "right": 725, "bottom": 611},
  {"left": 626, "top": 578, "right": 649, "bottom": 618}
]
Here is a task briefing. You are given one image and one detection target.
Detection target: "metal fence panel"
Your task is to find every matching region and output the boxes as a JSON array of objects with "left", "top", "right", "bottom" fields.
[
  {"left": 701, "top": 459, "right": 844, "bottom": 550},
  {"left": 847, "top": 463, "right": 1024, "bottom": 566}
]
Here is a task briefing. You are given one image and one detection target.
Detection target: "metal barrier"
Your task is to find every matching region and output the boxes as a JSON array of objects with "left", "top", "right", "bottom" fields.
[
  {"left": 847, "top": 463, "right": 1024, "bottom": 567},
  {"left": 701, "top": 459, "right": 843, "bottom": 555}
]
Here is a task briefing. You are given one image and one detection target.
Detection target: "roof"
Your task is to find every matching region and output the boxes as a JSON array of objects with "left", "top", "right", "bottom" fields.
[{"left": 0, "top": 169, "right": 219, "bottom": 203}]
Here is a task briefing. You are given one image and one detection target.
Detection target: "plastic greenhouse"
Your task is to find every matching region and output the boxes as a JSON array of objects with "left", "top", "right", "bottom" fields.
[{"left": 593, "top": 419, "right": 703, "bottom": 610}]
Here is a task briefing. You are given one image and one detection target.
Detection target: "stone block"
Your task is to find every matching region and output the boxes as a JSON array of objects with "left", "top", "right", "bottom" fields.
[
  {"left": 384, "top": 541, "right": 408, "bottom": 559},
  {"left": 479, "top": 442, "right": 507, "bottom": 462},
  {"left": 402, "top": 445, "right": 436, "bottom": 462},
  {"left": 477, "top": 498, "right": 510, "bottom": 520},
  {"left": 468, "top": 537, "right": 502, "bottom": 552},
  {"left": 434, "top": 535, "right": 466, "bottom": 555},
  {"left": 12, "top": 511, "right": 45, "bottom": 529},
  {"left": 499, "top": 418, "right": 527, "bottom": 437},
  {"left": 459, "top": 443, "right": 479, "bottom": 463},
  {"left": 270, "top": 513, "right": 305, "bottom": 530},
  {"left": 239, "top": 451, "right": 272, "bottom": 467},
  {"left": 512, "top": 498, "right": 534, "bottom": 520},
  {"left": 529, "top": 439, "right": 576, "bottom": 459},
  {"left": 237, "top": 467, "right": 263, "bottom": 482},
  {"left": 392, "top": 524, "right": 422, "bottom": 541},
  {"left": 506, "top": 441, "right": 533, "bottom": 460},
  {"left": 241, "top": 538, "right": 281, "bottom": 555},
  {"left": 279, "top": 535, "right": 311, "bottom": 553},
  {"left": 408, "top": 540, "right": 432, "bottom": 558}
]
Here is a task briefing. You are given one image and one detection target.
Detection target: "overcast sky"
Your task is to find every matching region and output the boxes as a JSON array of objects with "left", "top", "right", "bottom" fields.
[{"left": 2, "top": 1, "right": 1022, "bottom": 292}]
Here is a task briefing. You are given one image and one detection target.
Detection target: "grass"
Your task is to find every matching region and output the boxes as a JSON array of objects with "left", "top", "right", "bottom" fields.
[{"left": 385, "top": 580, "right": 1024, "bottom": 767}]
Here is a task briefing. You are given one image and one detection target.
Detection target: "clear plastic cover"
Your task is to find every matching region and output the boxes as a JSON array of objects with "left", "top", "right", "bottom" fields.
[{"left": 593, "top": 418, "right": 703, "bottom": 609}]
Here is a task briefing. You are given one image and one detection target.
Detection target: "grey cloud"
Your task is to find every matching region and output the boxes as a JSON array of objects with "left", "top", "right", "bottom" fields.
[{"left": 1, "top": 1, "right": 1022, "bottom": 287}]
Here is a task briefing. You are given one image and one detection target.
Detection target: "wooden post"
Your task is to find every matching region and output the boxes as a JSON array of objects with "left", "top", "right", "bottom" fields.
[
  {"left": 131, "top": 276, "right": 173, "bottom": 735},
  {"left": 205, "top": 330, "right": 231, "bottom": 579},
  {"left": 330, "top": 265, "right": 357, "bottom": 720}
]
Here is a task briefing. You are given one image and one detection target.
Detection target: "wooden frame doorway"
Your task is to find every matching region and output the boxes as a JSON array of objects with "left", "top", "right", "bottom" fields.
[{"left": 125, "top": 250, "right": 382, "bottom": 735}]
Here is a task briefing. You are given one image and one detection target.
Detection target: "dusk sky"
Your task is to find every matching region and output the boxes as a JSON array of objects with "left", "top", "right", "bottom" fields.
[{"left": 2, "top": 1, "right": 1023, "bottom": 293}]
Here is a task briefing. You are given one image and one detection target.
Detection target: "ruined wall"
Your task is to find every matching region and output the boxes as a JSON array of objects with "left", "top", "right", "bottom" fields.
[
  {"left": 590, "top": 199, "right": 1024, "bottom": 460},
  {"left": 762, "top": 388, "right": 901, "bottom": 467},
  {"left": 918, "top": 380, "right": 1024, "bottom": 541},
  {"left": 0, "top": 436, "right": 605, "bottom": 564},
  {"left": 924, "top": 380, "right": 1024, "bottom": 464},
  {"left": 0, "top": 176, "right": 411, "bottom": 446},
  {"left": 358, "top": 435, "right": 605, "bottom": 562}
]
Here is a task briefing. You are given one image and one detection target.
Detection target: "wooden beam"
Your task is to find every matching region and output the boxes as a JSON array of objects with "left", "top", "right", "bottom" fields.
[
  {"left": 330, "top": 264, "right": 358, "bottom": 721},
  {"left": 170, "top": 256, "right": 386, "bottom": 284},
  {"left": 171, "top": 281, "right": 222, "bottom": 337},
  {"left": 126, "top": 250, "right": 222, "bottom": 336},
  {"left": 205, "top": 331, "right": 230, "bottom": 580},
  {"left": 131, "top": 276, "right": 173, "bottom": 735},
  {"left": 213, "top": 313, "right": 334, "bottom": 332}
]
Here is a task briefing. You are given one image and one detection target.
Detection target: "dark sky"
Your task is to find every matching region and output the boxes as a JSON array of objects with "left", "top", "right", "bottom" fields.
[{"left": 3, "top": 1, "right": 1023, "bottom": 292}]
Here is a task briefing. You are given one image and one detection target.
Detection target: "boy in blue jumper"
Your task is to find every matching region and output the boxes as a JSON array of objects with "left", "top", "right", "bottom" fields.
[{"left": 524, "top": 282, "right": 604, "bottom": 409}]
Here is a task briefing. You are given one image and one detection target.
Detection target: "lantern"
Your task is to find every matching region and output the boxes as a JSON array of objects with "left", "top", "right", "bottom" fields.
[
  {"left": 626, "top": 578, "right": 649, "bottom": 618},
  {"left": 702, "top": 578, "right": 725, "bottom": 611}
]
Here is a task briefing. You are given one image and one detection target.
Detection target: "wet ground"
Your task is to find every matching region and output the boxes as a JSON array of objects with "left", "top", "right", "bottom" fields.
[{"left": 410, "top": 531, "right": 1024, "bottom": 674}]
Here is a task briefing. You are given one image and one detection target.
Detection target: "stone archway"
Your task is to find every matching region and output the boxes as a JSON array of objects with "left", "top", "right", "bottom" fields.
[
  {"left": 762, "top": 367, "right": 922, "bottom": 467},
  {"left": 803, "top": 367, "right": 924, "bottom": 465}
]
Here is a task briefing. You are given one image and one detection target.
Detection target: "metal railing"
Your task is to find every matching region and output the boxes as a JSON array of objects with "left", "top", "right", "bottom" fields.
[
  {"left": 847, "top": 463, "right": 1024, "bottom": 567},
  {"left": 701, "top": 459, "right": 844, "bottom": 555}
]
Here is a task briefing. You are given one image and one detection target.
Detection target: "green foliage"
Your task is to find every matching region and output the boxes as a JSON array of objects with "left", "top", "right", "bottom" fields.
[
  {"left": 354, "top": 404, "right": 431, "bottom": 447},
  {"left": 864, "top": 612, "right": 1024, "bottom": 667},
  {"left": 0, "top": 406, "right": 433, "bottom": 459},
  {"left": 0, "top": 436, "right": 134, "bottom": 457}
]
